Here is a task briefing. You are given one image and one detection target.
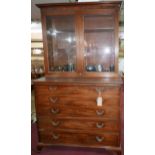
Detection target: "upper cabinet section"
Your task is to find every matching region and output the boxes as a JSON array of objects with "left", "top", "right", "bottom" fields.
[{"left": 37, "top": 1, "right": 121, "bottom": 78}]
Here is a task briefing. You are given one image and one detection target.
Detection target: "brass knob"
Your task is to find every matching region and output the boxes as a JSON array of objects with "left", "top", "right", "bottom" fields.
[
  {"left": 96, "top": 122, "right": 104, "bottom": 128},
  {"left": 50, "top": 108, "right": 60, "bottom": 114},
  {"left": 52, "top": 133, "right": 60, "bottom": 140},
  {"left": 51, "top": 120, "right": 60, "bottom": 127},
  {"left": 96, "top": 109, "right": 104, "bottom": 116},
  {"left": 96, "top": 136, "right": 104, "bottom": 142}
]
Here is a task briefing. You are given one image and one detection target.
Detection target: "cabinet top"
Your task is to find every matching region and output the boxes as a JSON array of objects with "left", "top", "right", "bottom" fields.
[{"left": 36, "top": 1, "right": 122, "bottom": 8}]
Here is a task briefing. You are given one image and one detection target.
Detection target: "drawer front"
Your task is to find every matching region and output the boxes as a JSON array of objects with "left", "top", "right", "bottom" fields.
[
  {"left": 38, "top": 118, "right": 119, "bottom": 132},
  {"left": 35, "top": 85, "right": 120, "bottom": 97},
  {"left": 36, "top": 95, "right": 120, "bottom": 108},
  {"left": 39, "top": 131, "right": 120, "bottom": 147},
  {"left": 36, "top": 105, "right": 119, "bottom": 119}
]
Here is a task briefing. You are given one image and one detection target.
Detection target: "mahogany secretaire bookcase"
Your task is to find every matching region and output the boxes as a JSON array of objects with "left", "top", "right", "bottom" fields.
[{"left": 33, "top": 1, "right": 123, "bottom": 155}]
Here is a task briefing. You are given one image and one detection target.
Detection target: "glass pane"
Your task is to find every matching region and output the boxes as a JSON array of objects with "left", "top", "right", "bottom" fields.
[
  {"left": 46, "top": 16, "right": 76, "bottom": 72},
  {"left": 84, "top": 15, "right": 115, "bottom": 72}
]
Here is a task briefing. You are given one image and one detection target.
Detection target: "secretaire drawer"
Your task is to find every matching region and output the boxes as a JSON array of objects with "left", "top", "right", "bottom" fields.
[
  {"left": 39, "top": 131, "right": 120, "bottom": 147},
  {"left": 35, "top": 85, "right": 120, "bottom": 97},
  {"left": 38, "top": 118, "right": 119, "bottom": 132}
]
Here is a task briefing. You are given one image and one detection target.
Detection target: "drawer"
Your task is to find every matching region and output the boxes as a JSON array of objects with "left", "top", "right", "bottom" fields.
[
  {"left": 36, "top": 105, "right": 119, "bottom": 119},
  {"left": 36, "top": 95, "right": 120, "bottom": 108},
  {"left": 39, "top": 131, "right": 120, "bottom": 147},
  {"left": 38, "top": 118, "right": 119, "bottom": 132},
  {"left": 35, "top": 85, "right": 120, "bottom": 97}
]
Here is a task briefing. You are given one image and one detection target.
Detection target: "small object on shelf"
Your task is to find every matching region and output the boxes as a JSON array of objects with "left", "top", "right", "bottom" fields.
[
  {"left": 86, "top": 65, "right": 96, "bottom": 72},
  {"left": 53, "top": 66, "right": 63, "bottom": 72},
  {"left": 58, "top": 66, "right": 63, "bottom": 71},
  {"left": 96, "top": 64, "right": 104, "bottom": 72},
  {"left": 68, "top": 63, "right": 74, "bottom": 72},
  {"left": 63, "top": 64, "right": 68, "bottom": 71},
  {"left": 109, "top": 64, "right": 115, "bottom": 72},
  {"left": 63, "top": 64, "right": 75, "bottom": 72}
]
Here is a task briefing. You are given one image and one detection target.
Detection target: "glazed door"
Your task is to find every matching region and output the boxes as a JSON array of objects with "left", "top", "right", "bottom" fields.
[
  {"left": 44, "top": 15, "right": 80, "bottom": 77},
  {"left": 79, "top": 10, "right": 119, "bottom": 77}
]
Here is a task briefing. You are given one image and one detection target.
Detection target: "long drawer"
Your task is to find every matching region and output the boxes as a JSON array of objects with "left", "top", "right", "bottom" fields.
[
  {"left": 39, "top": 130, "right": 120, "bottom": 147},
  {"left": 36, "top": 104, "right": 119, "bottom": 119},
  {"left": 35, "top": 85, "right": 120, "bottom": 97},
  {"left": 38, "top": 117, "right": 119, "bottom": 132},
  {"left": 36, "top": 95, "right": 120, "bottom": 108}
]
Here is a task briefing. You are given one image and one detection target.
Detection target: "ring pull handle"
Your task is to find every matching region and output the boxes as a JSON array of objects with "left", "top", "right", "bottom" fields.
[
  {"left": 49, "top": 97, "right": 58, "bottom": 103},
  {"left": 50, "top": 108, "right": 60, "bottom": 114},
  {"left": 49, "top": 86, "right": 57, "bottom": 91},
  {"left": 96, "top": 122, "right": 104, "bottom": 128},
  {"left": 52, "top": 133, "right": 60, "bottom": 140},
  {"left": 96, "top": 109, "right": 104, "bottom": 116},
  {"left": 51, "top": 120, "right": 60, "bottom": 127},
  {"left": 96, "top": 136, "right": 104, "bottom": 142}
]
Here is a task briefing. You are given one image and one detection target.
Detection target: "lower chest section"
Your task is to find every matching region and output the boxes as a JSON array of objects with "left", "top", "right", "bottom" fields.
[{"left": 34, "top": 84, "right": 121, "bottom": 147}]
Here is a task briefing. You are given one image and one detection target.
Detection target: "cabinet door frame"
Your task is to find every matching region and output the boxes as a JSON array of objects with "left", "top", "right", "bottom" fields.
[
  {"left": 76, "top": 8, "right": 119, "bottom": 78},
  {"left": 41, "top": 11, "right": 82, "bottom": 78}
]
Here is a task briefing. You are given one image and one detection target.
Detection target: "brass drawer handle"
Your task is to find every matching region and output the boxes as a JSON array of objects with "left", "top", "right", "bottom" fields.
[
  {"left": 95, "top": 88, "right": 105, "bottom": 93},
  {"left": 49, "top": 97, "right": 58, "bottom": 103},
  {"left": 51, "top": 120, "right": 60, "bottom": 127},
  {"left": 96, "top": 136, "right": 104, "bottom": 142},
  {"left": 96, "top": 109, "right": 104, "bottom": 116},
  {"left": 49, "top": 86, "right": 57, "bottom": 91},
  {"left": 52, "top": 133, "right": 60, "bottom": 140},
  {"left": 50, "top": 108, "right": 60, "bottom": 114},
  {"left": 96, "top": 122, "right": 104, "bottom": 128}
]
